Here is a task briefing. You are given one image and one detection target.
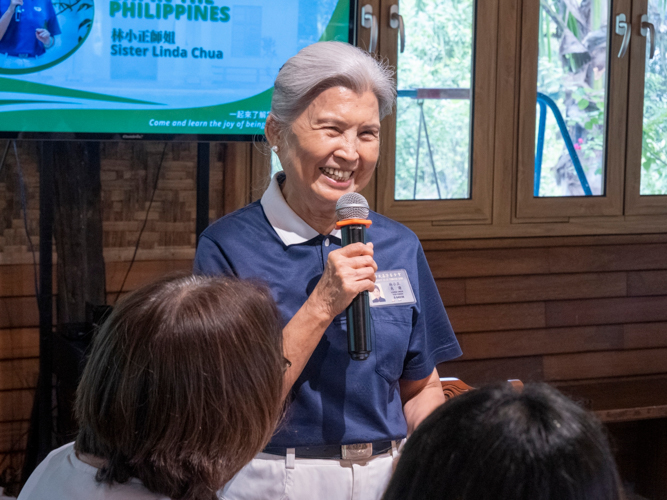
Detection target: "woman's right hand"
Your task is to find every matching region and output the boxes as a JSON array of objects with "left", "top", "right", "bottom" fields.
[
  {"left": 309, "top": 242, "right": 377, "bottom": 320},
  {"left": 9, "top": 0, "right": 23, "bottom": 11}
]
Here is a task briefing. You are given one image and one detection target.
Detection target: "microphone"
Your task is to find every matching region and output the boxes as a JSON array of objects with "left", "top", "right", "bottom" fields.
[
  {"left": 15, "top": 5, "right": 22, "bottom": 22},
  {"left": 335, "top": 193, "right": 372, "bottom": 361}
]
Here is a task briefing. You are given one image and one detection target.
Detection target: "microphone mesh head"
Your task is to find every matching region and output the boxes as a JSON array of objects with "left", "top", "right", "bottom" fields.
[{"left": 336, "top": 193, "right": 370, "bottom": 221}]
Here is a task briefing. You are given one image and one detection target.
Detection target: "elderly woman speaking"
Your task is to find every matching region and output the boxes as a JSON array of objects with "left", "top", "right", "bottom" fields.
[{"left": 194, "top": 41, "right": 461, "bottom": 500}]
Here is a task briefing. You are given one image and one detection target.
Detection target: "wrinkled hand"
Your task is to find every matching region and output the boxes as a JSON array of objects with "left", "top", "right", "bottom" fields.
[
  {"left": 35, "top": 28, "right": 51, "bottom": 44},
  {"left": 310, "top": 242, "right": 377, "bottom": 319}
]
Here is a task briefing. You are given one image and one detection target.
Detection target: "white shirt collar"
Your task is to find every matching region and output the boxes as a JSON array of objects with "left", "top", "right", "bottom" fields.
[{"left": 260, "top": 172, "right": 341, "bottom": 246}]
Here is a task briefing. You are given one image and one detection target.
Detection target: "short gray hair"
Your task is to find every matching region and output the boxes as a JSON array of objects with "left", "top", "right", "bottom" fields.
[{"left": 270, "top": 41, "right": 396, "bottom": 135}]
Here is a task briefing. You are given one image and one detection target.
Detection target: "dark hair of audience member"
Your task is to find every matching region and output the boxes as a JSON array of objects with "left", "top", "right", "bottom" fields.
[
  {"left": 384, "top": 383, "right": 621, "bottom": 500},
  {"left": 75, "top": 274, "right": 285, "bottom": 500}
]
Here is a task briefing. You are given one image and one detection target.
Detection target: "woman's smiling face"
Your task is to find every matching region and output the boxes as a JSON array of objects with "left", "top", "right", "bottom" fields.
[{"left": 279, "top": 86, "right": 381, "bottom": 216}]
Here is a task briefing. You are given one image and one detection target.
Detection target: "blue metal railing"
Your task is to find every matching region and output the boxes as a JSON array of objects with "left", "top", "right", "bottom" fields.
[
  {"left": 535, "top": 92, "right": 592, "bottom": 196},
  {"left": 398, "top": 89, "right": 593, "bottom": 198}
]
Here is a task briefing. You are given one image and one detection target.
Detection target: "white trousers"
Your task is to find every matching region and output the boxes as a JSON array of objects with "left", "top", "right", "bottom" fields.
[
  {"left": 0, "top": 53, "right": 34, "bottom": 69},
  {"left": 220, "top": 442, "right": 402, "bottom": 500}
]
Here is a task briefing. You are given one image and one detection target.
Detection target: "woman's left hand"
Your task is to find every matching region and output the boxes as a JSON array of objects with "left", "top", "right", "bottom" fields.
[
  {"left": 35, "top": 28, "right": 51, "bottom": 45},
  {"left": 400, "top": 368, "right": 446, "bottom": 434}
]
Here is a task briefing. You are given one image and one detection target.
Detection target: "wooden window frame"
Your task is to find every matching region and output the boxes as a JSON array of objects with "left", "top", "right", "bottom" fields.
[
  {"left": 373, "top": 0, "right": 498, "bottom": 225},
  {"left": 514, "top": 0, "right": 630, "bottom": 220},
  {"left": 624, "top": 0, "right": 667, "bottom": 215}
]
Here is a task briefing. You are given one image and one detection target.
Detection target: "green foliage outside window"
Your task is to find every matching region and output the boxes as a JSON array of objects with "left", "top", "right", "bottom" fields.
[
  {"left": 395, "top": 0, "right": 474, "bottom": 200},
  {"left": 538, "top": 0, "right": 667, "bottom": 197},
  {"left": 640, "top": 0, "right": 667, "bottom": 195},
  {"left": 536, "top": 0, "right": 608, "bottom": 197}
]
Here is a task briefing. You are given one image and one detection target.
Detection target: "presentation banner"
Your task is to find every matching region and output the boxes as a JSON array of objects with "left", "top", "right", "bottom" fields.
[{"left": 0, "top": 0, "right": 351, "bottom": 135}]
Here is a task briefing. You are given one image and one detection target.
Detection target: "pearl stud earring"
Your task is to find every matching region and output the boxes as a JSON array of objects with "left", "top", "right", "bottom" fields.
[{"left": 271, "top": 145, "right": 279, "bottom": 153}]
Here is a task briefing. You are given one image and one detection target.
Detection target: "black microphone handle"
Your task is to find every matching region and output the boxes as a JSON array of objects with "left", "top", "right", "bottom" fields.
[{"left": 341, "top": 224, "right": 371, "bottom": 361}]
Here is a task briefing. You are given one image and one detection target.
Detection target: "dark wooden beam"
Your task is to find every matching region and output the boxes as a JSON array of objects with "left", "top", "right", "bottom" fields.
[{"left": 196, "top": 142, "right": 210, "bottom": 243}]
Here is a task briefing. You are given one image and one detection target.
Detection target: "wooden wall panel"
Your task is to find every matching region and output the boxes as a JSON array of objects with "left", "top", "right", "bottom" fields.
[
  {"left": 554, "top": 375, "right": 667, "bottom": 413},
  {"left": 0, "top": 390, "right": 33, "bottom": 423},
  {"left": 0, "top": 297, "right": 40, "bottom": 329},
  {"left": 426, "top": 243, "right": 667, "bottom": 280},
  {"left": 457, "top": 325, "right": 625, "bottom": 360},
  {"left": 464, "top": 272, "right": 627, "bottom": 304},
  {"left": 628, "top": 270, "right": 667, "bottom": 297},
  {"left": 446, "top": 302, "right": 546, "bottom": 333},
  {"left": 439, "top": 356, "right": 544, "bottom": 385},
  {"left": 543, "top": 348, "right": 667, "bottom": 382},
  {"left": 547, "top": 244, "right": 667, "bottom": 273},
  {"left": 457, "top": 322, "right": 667, "bottom": 361},
  {"left": 435, "top": 279, "right": 467, "bottom": 306},
  {"left": 427, "top": 237, "right": 667, "bottom": 392},
  {"left": 0, "top": 265, "right": 47, "bottom": 297},
  {"left": 0, "top": 421, "right": 29, "bottom": 453},
  {"left": 546, "top": 296, "right": 667, "bottom": 328},
  {"left": 250, "top": 144, "right": 272, "bottom": 203},
  {"left": 222, "top": 143, "right": 252, "bottom": 214},
  {"left": 0, "top": 142, "right": 40, "bottom": 267},
  {"left": 624, "top": 322, "right": 667, "bottom": 350},
  {"left": 0, "top": 359, "right": 38, "bottom": 391},
  {"left": 422, "top": 233, "right": 667, "bottom": 251},
  {"left": 0, "top": 329, "right": 39, "bottom": 361},
  {"left": 427, "top": 248, "right": 550, "bottom": 278},
  {"left": 105, "top": 259, "right": 194, "bottom": 293},
  {"left": 1, "top": 141, "right": 226, "bottom": 267}
]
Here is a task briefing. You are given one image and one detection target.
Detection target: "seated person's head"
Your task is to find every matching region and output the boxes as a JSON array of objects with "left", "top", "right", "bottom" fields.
[
  {"left": 75, "top": 274, "right": 285, "bottom": 500},
  {"left": 384, "top": 383, "right": 621, "bottom": 500}
]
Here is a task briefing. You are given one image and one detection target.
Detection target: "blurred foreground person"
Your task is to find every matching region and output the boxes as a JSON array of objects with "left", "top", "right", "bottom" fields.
[
  {"left": 384, "top": 383, "right": 622, "bottom": 500},
  {"left": 19, "top": 274, "right": 285, "bottom": 500}
]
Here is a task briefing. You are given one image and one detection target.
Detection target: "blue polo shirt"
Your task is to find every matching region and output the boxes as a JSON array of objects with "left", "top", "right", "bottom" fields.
[
  {"left": 0, "top": 0, "right": 60, "bottom": 57},
  {"left": 194, "top": 174, "right": 461, "bottom": 447}
]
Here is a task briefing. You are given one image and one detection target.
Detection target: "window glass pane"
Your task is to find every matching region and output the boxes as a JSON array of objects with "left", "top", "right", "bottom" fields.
[
  {"left": 535, "top": 0, "right": 609, "bottom": 197},
  {"left": 640, "top": 0, "right": 667, "bottom": 195},
  {"left": 394, "top": 0, "right": 474, "bottom": 200}
]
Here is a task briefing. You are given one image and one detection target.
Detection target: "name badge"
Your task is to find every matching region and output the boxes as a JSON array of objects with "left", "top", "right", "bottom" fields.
[{"left": 370, "top": 269, "right": 416, "bottom": 307}]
